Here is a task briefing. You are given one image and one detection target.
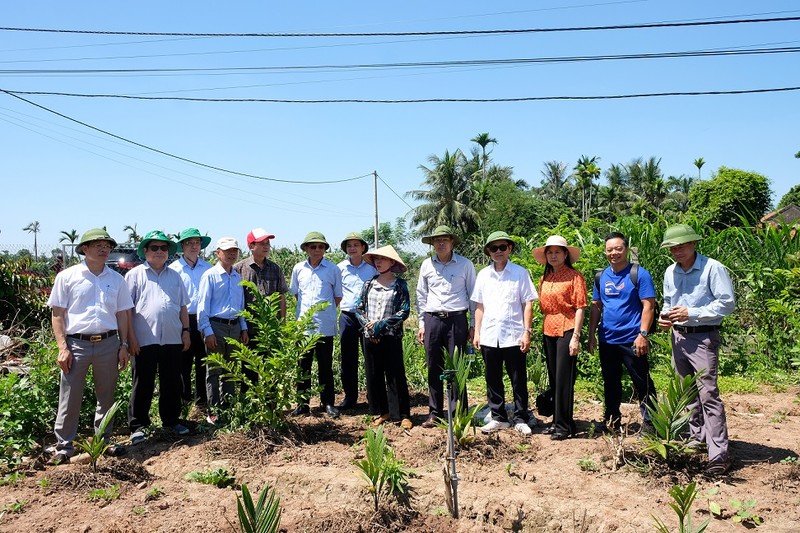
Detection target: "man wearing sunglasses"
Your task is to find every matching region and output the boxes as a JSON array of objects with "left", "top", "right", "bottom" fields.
[
  {"left": 125, "top": 231, "right": 191, "bottom": 444},
  {"left": 289, "top": 232, "right": 343, "bottom": 418}
]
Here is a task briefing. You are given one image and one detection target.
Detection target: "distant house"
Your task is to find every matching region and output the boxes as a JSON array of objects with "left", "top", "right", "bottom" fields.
[{"left": 760, "top": 204, "right": 800, "bottom": 235}]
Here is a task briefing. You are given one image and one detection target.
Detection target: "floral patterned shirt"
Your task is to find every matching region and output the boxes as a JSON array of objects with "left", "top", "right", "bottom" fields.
[{"left": 538, "top": 267, "right": 588, "bottom": 337}]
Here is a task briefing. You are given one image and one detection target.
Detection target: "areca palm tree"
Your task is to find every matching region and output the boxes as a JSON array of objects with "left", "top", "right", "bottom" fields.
[
  {"left": 540, "top": 161, "right": 569, "bottom": 201},
  {"left": 23, "top": 221, "right": 41, "bottom": 260},
  {"left": 573, "top": 155, "right": 601, "bottom": 222},
  {"left": 407, "top": 149, "right": 478, "bottom": 235},
  {"left": 59, "top": 229, "right": 79, "bottom": 259},
  {"left": 122, "top": 224, "right": 141, "bottom": 243},
  {"left": 470, "top": 133, "right": 497, "bottom": 182},
  {"left": 693, "top": 157, "right": 705, "bottom": 180}
]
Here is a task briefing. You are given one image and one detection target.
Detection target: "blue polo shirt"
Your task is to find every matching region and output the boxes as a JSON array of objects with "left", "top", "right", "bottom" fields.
[{"left": 592, "top": 263, "right": 656, "bottom": 345}]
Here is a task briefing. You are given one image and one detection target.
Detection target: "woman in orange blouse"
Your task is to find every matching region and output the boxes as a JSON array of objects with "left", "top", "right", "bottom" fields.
[{"left": 534, "top": 235, "right": 587, "bottom": 440}]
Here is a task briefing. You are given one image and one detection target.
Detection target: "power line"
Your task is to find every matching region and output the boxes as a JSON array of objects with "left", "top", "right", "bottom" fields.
[
  {"left": 5, "top": 86, "right": 799, "bottom": 103},
  {"left": 1, "top": 16, "right": 799, "bottom": 38},
  {"left": 0, "top": 88, "right": 373, "bottom": 185},
  {"left": 377, "top": 174, "right": 415, "bottom": 211}
]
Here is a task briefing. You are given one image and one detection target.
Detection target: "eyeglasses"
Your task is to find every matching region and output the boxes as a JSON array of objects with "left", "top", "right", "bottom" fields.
[
  {"left": 88, "top": 242, "right": 112, "bottom": 250},
  {"left": 488, "top": 244, "right": 509, "bottom": 252},
  {"left": 148, "top": 244, "right": 170, "bottom": 252}
]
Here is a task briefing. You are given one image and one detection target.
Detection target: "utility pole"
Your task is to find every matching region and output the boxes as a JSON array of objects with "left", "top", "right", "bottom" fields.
[{"left": 373, "top": 171, "right": 379, "bottom": 249}]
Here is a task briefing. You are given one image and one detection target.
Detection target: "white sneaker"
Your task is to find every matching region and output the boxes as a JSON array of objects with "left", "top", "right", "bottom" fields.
[
  {"left": 514, "top": 423, "right": 532, "bottom": 435},
  {"left": 480, "top": 419, "right": 511, "bottom": 433}
]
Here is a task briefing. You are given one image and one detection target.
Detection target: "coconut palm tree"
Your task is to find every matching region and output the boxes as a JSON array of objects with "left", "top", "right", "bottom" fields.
[
  {"left": 693, "top": 157, "right": 705, "bottom": 180},
  {"left": 407, "top": 149, "right": 478, "bottom": 235},
  {"left": 470, "top": 133, "right": 497, "bottom": 182},
  {"left": 22, "top": 221, "right": 41, "bottom": 260},
  {"left": 540, "top": 161, "right": 569, "bottom": 201},
  {"left": 122, "top": 224, "right": 141, "bottom": 244},
  {"left": 59, "top": 229, "right": 79, "bottom": 259}
]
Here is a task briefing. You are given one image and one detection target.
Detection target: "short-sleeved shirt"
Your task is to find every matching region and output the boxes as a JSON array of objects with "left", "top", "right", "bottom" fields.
[
  {"left": 169, "top": 256, "right": 212, "bottom": 314},
  {"left": 289, "top": 258, "right": 343, "bottom": 336},
  {"left": 538, "top": 267, "right": 588, "bottom": 337},
  {"left": 233, "top": 256, "right": 288, "bottom": 310},
  {"left": 197, "top": 263, "right": 247, "bottom": 337},
  {"left": 471, "top": 261, "right": 538, "bottom": 349},
  {"left": 126, "top": 262, "right": 190, "bottom": 346},
  {"left": 47, "top": 262, "right": 134, "bottom": 334},
  {"left": 592, "top": 264, "right": 656, "bottom": 345},
  {"left": 338, "top": 258, "right": 377, "bottom": 312}
]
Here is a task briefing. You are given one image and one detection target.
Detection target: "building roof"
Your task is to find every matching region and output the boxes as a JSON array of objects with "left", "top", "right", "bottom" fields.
[{"left": 760, "top": 204, "right": 800, "bottom": 226}]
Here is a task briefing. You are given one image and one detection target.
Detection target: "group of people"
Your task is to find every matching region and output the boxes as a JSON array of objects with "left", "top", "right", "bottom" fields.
[{"left": 45, "top": 222, "right": 735, "bottom": 475}]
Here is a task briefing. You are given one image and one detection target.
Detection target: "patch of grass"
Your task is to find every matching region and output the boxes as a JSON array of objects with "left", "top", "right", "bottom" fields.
[
  {"left": 87, "top": 484, "right": 121, "bottom": 502},
  {"left": 37, "top": 477, "right": 50, "bottom": 488},
  {"left": 578, "top": 456, "right": 599, "bottom": 472},
  {"left": 514, "top": 443, "right": 530, "bottom": 453},
  {"left": 718, "top": 375, "right": 761, "bottom": 394},
  {"left": 185, "top": 468, "right": 236, "bottom": 488},
  {"left": 0, "top": 472, "right": 25, "bottom": 486},
  {"left": 145, "top": 486, "right": 164, "bottom": 501},
  {"left": 2, "top": 499, "right": 28, "bottom": 513},
  {"left": 132, "top": 506, "right": 146, "bottom": 516},
  {"left": 770, "top": 411, "right": 787, "bottom": 424}
]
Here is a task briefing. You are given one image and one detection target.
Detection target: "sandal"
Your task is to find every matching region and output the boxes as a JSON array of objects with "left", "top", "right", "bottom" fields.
[
  {"left": 400, "top": 418, "right": 413, "bottom": 430},
  {"left": 371, "top": 414, "right": 390, "bottom": 427}
]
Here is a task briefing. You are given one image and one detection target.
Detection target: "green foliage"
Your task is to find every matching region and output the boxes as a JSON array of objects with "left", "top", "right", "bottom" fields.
[
  {"left": 86, "top": 484, "right": 121, "bottom": 502},
  {"left": 435, "top": 348, "right": 483, "bottom": 446},
  {"left": 401, "top": 330, "right": 428, "bottom": 392},
  {"left": 237, "top": 482, "right": 282, "bottom": 533},
  {"left": 640, "top": 373, "right": 699, "bottom": 463},
  {"left": 0, "top": 257, "right": 49, "bottom": 332},
  {"left": 354, "top": 426, "right": 413, "bottom": 512},
  {"left": 651, "top": 482, "right": 709, "bottom": 533},
  {"left": 145, "top": 486, "right": 164, "bottom": 501},
  {"left": 75, "top": 400, "right": 122, "bottom": 472},
  {"left": 777, "top": 184, "right": 800, "bottom": 209},
  {"left": 361, "top": 217, "right": 412, "bottom": 247},
  {"left": 0, "top": 472, "right": 25, "bottom": 486},
  {"left": 703, "top": 486, "right": 722, "bottom": 518},
  {"left": 577, "top": 456, "right": 599, "bottom": 472},
  {"left": 729, "top": 498, "right": 763, "bottom": 526},
  {"left": 688, "top": 166, "right": 772, "bottom": 229},
  {"left": 2, "top": 499, "right": 28, "bottom": 513},
  {"left": 483, "top": 180, "right": 576, "bottom": 236},
  {"left": 185, "top": 467, "right": 236, "bottom": 488}
]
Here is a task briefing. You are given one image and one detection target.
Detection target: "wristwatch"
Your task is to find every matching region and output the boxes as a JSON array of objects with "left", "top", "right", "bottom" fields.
[
  {"left": 639, "top": 330, "right": 649, "bottom": 338},
  {"left": 120, "top": 341, "right": 129, "bottom": 349}
]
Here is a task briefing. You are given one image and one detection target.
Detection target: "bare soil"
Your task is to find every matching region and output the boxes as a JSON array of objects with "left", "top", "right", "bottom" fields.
[{"left": 1, "top": 389, "right": 799, "bottom": 532}]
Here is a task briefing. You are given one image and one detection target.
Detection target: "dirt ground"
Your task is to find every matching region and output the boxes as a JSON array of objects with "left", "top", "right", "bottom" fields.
[{"left": 1, "top": 388, "right": 799, "bottom": 532}]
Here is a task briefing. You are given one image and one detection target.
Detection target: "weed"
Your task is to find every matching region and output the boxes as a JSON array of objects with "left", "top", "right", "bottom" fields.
[
  {"left": 132, "top": 506, "right": 146, "bottom": 516},
  {"left": 779, "top": 456, "right": 799, "bottom": 465},
  {"left": 651, "top": 482, "right": 709, "bottom": 533},
  {"left": 87, "top": 484, "right": 121, "bottom": 502},
  {"left": 145, "top": 486, "right": 164, "bottom": 501},
  {"left": 433, "top": 506, "right": 449, "bottom": 517},
  {"left": 578, "top": 456, "right": 599, "bottom": 472},
  {"left": 2, "top": 499, "right": 28, "bottom": 513},
  {"left": 74, "top": 399, "right": 123, "bottom": 472},
  {"left": 0, "top": 472, "right": 25, "bottom": 486},
  {"left": 586, "top": 422, "right": 596, "bottom": 439},
  {"left": 505, "top": 462, "right": 515, "bottom": 477},
  {"left": 514, "top": 443, "right": 530, "bottom": 453},
  {"left": 769, "top": 410, "right": 787, "bottom": 424},
  {"left": 729, "top": 498, "right": 763, "bottom": 526},
  {"left": 185, "top": 468, "right": 236, "bottom": 488},
  {"left": 38, "top": 477, "right": 50, "bottom": 488},
  {"left": 703, "top": 486, "right": 722, "bottom": 517},
  {"left": 237, "top": 482, "right": 282, "bottom": 533},
  {"left": 354, "top": 426, "right": 413, "bottom": 512},
  {"left": 640, "top": 372, "right": 700, "bottom": 464}
]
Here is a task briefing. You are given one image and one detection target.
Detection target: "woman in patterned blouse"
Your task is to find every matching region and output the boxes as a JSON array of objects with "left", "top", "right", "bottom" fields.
[{"left": 533, "top": 235, "right": 587, "bottom": 440}]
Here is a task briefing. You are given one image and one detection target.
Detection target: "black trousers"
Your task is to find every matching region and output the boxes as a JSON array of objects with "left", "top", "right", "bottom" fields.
[
  {"left": 129, "top": 343, "right": 183, "bottom": 430},
  {"left": 338, "top": 311, "right": 362, "bottom": 402},
  {"left": 482, "top": 345, "right": 529, "bottom": 425},
  {"left": 180, "top": 314, "right": 207, "bottom": 405},
  {"left": 364, "top": 335, "right": 410, "bottom": 419},
  {"left": 544, "top": 330, "right": 577, "bottom": 435},
  {"left": 423, "top": 312, "right": 469, "bottom": 417},
  {"left": 298, "top": 336, "right": 335, "bottom": 406},
  {"left": 599, "top": 342, "right": 656, "bottom": 422}
]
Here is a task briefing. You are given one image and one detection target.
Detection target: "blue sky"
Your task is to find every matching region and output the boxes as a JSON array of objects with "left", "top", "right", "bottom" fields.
[{"left": 1, "top": 1, "right": 798, "bottom": 254}]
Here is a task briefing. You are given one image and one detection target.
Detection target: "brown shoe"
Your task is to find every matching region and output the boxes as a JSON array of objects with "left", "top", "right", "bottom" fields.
[
  {"left": 401, "top": 418, "right": 413, "bottom": 430},
  {"left": 371, "top": 414, "right": 390, "bottom": 428},
  {"left": 421, "top": 415, "right": 438, "bottom": 429}
]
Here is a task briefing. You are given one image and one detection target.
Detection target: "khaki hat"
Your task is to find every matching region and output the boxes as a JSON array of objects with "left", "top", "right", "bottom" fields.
[
  {"left": 77, "top": 228, "right": 117, "bottom": 255},
  {"left": 340, "top": 232, "right": 369, "bottom": 253},
  {"left": 301, "top": 231, "right": 330, "bottom": 251},
  {"left": 137, "top": 230, "right": 177, "bottom": 259},
  {"left": 421, "top": 225, "right": 461, "bottom": 245},
  {"left": 532, "top": 235, "right": 581, "bottom": 265},
  {"left": 216, "top": 237, "right": 240, "bottom": 251},
  {"left": 484, "top": 231, "right": 515, "bottom": 256},
  {"left": 363, "top": 245, "right": 407, "bottom": 273},
  {"left": 176, "top": 228, "right": 211, "bottom": 249},
  {"left": 660, "top": 224, "right": 703, "bottom": 248}
]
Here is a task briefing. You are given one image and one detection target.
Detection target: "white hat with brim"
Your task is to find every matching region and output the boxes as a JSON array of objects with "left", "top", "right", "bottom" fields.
[
  {"left": 216, "top": 237, "right": 239, "bottom": 251},
  {"left": 532, "top": 235, "right": 581, "bottom": 265},
  {"left": 363, "top": 245, "right": 407, "bottom": 273}
]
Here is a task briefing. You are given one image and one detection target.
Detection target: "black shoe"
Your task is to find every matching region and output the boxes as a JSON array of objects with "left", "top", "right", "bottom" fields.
[
  {"left": 337, "top": 398, "right": 356, "bottom": 410},
  {"left": 104, "top": 444, "right": 126, "bottom": 457},
  {"left": 291, "top": 404, "right": 310, "bottom": 417},
  {"left": 705, "top": 457, "right": 732, "bottom": 476},
  {"left": 541, "top": 424, "right": 556, "bottom": 435},
  {"left": 420, "top": 415, "right": 439, "bottom": 429},
  {"left": 324, "top": 405, "right": 340, "bottom": 418},
  {"left": 550, "top": 432, "right": 571, "bottom": 441}
]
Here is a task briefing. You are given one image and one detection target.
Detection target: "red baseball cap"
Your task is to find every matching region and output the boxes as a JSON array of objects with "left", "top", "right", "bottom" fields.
[{"left": 246, "top": 228, "right": 275, "bottom": 246}]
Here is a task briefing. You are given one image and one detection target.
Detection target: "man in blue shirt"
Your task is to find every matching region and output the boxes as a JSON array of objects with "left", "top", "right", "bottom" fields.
[
  {"left": 588, "top": 232, "right": 657, "bottom": 433},
  {"left": 658, "top": 224, "right": 735, "bottom": 476}
]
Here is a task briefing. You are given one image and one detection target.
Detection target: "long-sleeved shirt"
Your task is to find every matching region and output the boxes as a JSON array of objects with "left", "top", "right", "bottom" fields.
[
  {"left": 169, "top": 256, "right": 212, "bottom": 314},
  {"left": 126, "top": 262, "right": 189, "bottom": 346},
  {"left": 356, "top": 276, "right": 410, "bottom": 338},
  {"left": 289, "top": 258, "right": 343, "bottom": 336},
  {"left": 661, "top": 252, "right": 735, "bottom": 326},
  {"left": 338, "top": 258, "right": 378, "bottom": 312},
  {"left": 416, "top": 253, "right": 477, "bottom": 328},
  {"left": 197, "top": 263, "right": 247, "bottom": 337}
]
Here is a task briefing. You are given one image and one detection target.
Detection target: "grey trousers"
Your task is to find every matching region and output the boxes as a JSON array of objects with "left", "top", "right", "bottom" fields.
[
  {"left": 54, "top": 336, "right": 120, "bottom": 455},
  {"left": 205, "top": 321, "right": 241, "bottom": 410},
  {"left": 671, "top": 329, "right": 729, "bottom": 462}
]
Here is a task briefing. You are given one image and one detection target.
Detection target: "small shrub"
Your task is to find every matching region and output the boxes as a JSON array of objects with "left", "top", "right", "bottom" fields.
[
  {"left": 185, "top": 467, "right": 236, "bottom": 488},
  {"left": 651, "top": 482, "right": 709, "bottom": 533},
  {"left": 354, "top": 426, "right": 413, "bottom": 512},
  {"left": 640, "top": 373, "right": 699, "bottom": 464},
  {"left": 237, "top": 482, "right": 282, "bottom": 533},
  {"left": 87, "top": 484, "right": 121, "bottom": 502},
  {"left": 75, "top": 400, "right": 122, "bottom": 472},
  {"left": 770, "top": 411, "right": 787, "bottom": 424},
  {"left": 0, "top": 472, "right": 25, "bottom": 486},
  {"left": 578, "top": 456, "right": 599, "bottom": 472},
  {"left": 145, "top": 486, "right": 164, "bottom": 501},
  {"left": 729, "top": 498, "right": 763, "bottom": 527}
]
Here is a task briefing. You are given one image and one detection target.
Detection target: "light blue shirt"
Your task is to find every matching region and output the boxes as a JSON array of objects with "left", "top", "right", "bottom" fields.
[
  {"left": 126, "top": 262, "right": 189, "bottom": 346},
  {"left": 169, "top": 256, "right": 212, "bottom": 314},
  {"left": 290, "top": 258, "right": 343, "bottom": 336},
  {"left": 338, "top": 258, "right": 377, "bottom": 312},
  {"left": 662, "top": 252, "right": 735, "bottom": 326},
  {"left": 197, "top": 263, "right": 247, "bottom": 337}
]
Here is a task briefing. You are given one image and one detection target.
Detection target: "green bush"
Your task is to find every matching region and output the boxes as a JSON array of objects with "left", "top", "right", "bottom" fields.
[{"left": 0, "top": 257, "right": 49, "bottom": 333}]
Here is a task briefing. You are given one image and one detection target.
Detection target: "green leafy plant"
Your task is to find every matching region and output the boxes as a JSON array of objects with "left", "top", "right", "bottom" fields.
[
  {"left": 38, "top": 477, "right": 50, "bottom": 488},
  {"left": 237, "top": 482, "right": 282, "bottom": 533},
  {"left": 640, "top": 373, "right": 699, "bottom": 464},
  {"left": 0, "top": 472, "right": 25, "bottom": 486},
  {"left": 2, "top": 499, "right": 28, "bottom": 514},
  {"left": 435, "top": 348, "right": 483, "bottom": 446},
  {"left": 354, "top": 426, "right": 413, "bottom": 512},
  {"left": 145, "top": 486, "right": 164, "bottom": 501},
  {"left": 74, "top": 400, "right": 122, "bottom": 472},
  {"left": 185, "top": 467, "right": 236, "bottom": 488},
  {"left": 578, "top": 456, "right": 599, "bottom": 472},
  {"left": 651, "top": 482, "right": 709, "bottom": 533},
  {"left": 703, "top": 486, "right": 722, "bottom": 518},
  {"left": 779, "top": 456, "right": 799, "bottom": 465},
  {"left": 514, "top": 443, "right": 530, "bottom": 453},
  {"left": 770, "top": 410, "right": 787, "bottom": 424},
  {"left": 87, "top": 484, "right": 121, "bottom": 502},
  {"left": 729, "top": 498, "right": 763, "bottom": 526}
]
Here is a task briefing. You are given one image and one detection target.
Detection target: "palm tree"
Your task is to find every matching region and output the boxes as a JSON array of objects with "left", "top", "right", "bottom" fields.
[
  {"left": 59, "top": 229, "right": 79, "bottom": 259},
  {"left": 540, "top": 161, "right": 569, "bottom": 201},
  {"left": 22, "top": 221, "right": 41, "bottom": 260},
  {"left": 573, "top": 155, "right": 602, "bottom": 222},
  {"left": 122, "top": 224, "right": 141, "bottom": 244},
  {"left": 407, "top": 149, "right": 479, "bottom": 235},
  {"left": 693, "top": 157, "right": 705, "bottom": 180},
  {"left": 470, "top": 133, "right": 497, "bottom": 182}
]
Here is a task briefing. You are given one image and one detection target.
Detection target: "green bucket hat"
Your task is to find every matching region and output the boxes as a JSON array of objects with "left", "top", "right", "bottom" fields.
[
  {"left": 77, "top": 228, "right": 117, "bottom": 255},
  {"left": 660, "top": 224, "right": 703, "bottom": 249},
  {"left": 176, "top": 228, "right": 211, "bottom": 249},
  {"left": 301, "top": 231, "right": 330, "bottom": 251},
  {"left": 137, "top": 230, "right": 178, "bottom": 259},
  {"left": 484, "top": 231, "right": 515, "bottom": 256},
  {"left": 421, "top": 225, "right": 461, "bottom": 245},
  {"left": 340, "top": 231, "right": 369, "bottom": 253}
]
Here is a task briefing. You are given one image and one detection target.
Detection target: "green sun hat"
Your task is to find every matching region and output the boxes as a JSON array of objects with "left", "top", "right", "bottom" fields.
[
  {"left": 421, "top": 225, "right": 461, "bottom": 245},
  {"left": 660, "top": 224, "right": 703, "bottom": 249},
  {"left": 340, "top": 231, "right": 369, "bottom": 253},
  {"left": 301, "top": 231, "right": 330, "bottom": 251},
  {"left": 137, "top": 230, "right": 178, "bottom": 259},
  {"left": 176, "top": 228, "right": 211, "bottom": 249},
  {"left": 484, "top": 231, "right": 515, "bottom": 256},
  {"left": 76, "top": 228, "right": 117, "bottom": 255}
]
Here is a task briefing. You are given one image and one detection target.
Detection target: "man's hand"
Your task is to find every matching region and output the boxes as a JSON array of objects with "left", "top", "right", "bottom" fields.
[
  {"left": 667, "top": 306, "right": 690, "bottom": 323},
  {"left": 205, "top": 334, "right": 217, "bottom": 351},
  {"left": 633, "top": 334, "right": 649, "bottom": 357},
  {"left": 118, "top": 346, "right": 129, "bottom": 371},
  {"left": 57, "top": 347, "right": 73, "bottom": 373},
  {"left": 417, "top": 328, "right": 425, "bottom": 343},
  {"left": 472, "top": 334, "right": 481, "bottom": 351},
  {"left": 182, "top": 331, "right": 190, "bottom": 351},
  {"left": 587, "top": 336, "right": 597, "bottom": 354},
  {"left": 241, "top": 330, "right": 249, "bottom": 345},
  {"left": 519, "top": 331, "right": 531, "bottom": 353}
]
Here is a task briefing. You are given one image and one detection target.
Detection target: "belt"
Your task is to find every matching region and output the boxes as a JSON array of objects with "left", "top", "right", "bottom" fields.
[
  {"left": 426, "top": 310, "right": 466, "bottom": 319},
  {"left": 210, "top": 316, "right": 239, "bottom": 325},
  {"left": 673, "top": 324, "right": 721, "bottom": 334},
  {"left": 67, "top": 330, "right": 118, "bottom": 342},
  {"left": 341, "top": 310, "right": 357, "bottom": 316}
]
